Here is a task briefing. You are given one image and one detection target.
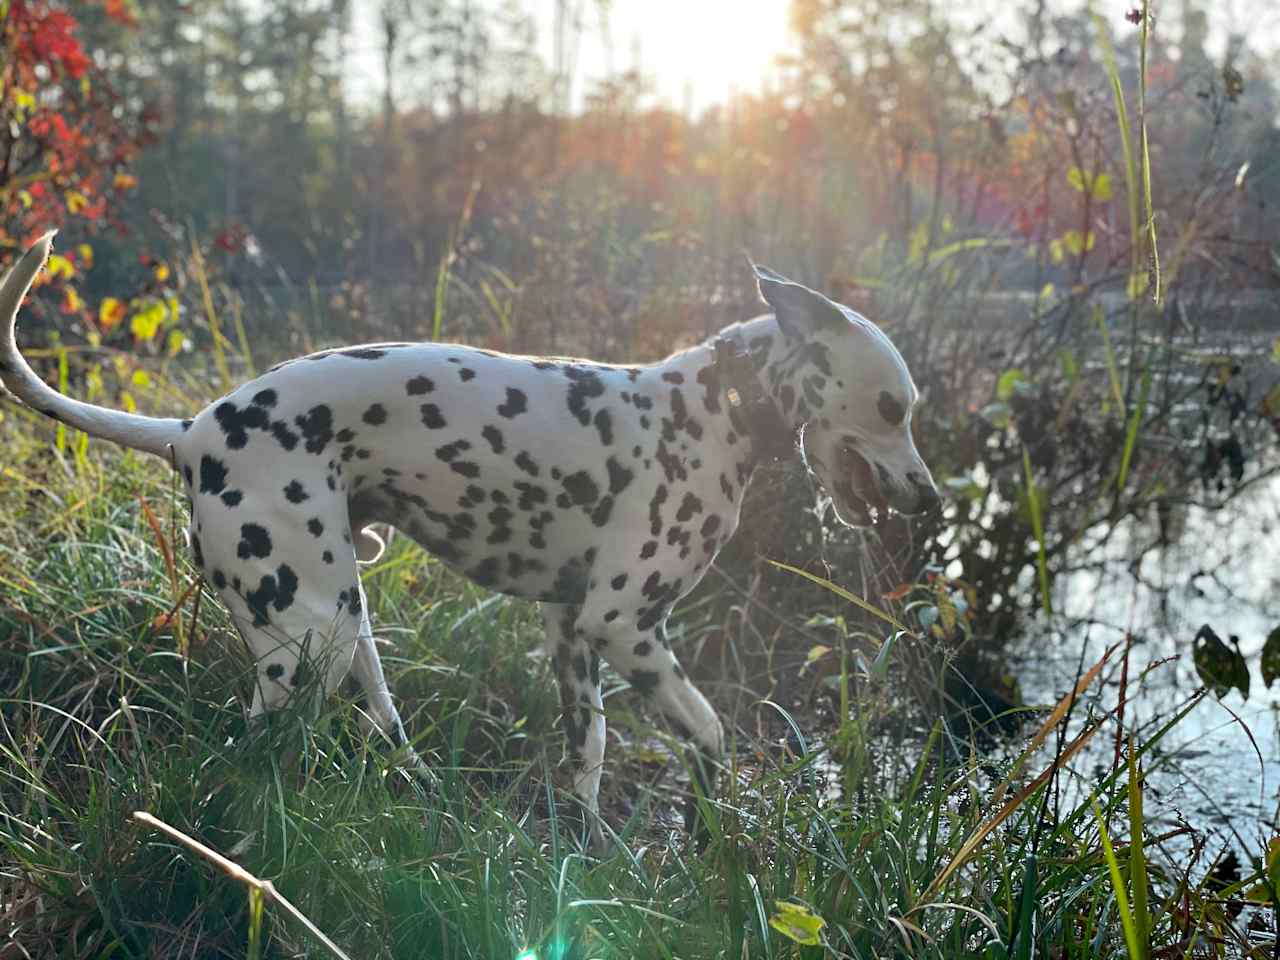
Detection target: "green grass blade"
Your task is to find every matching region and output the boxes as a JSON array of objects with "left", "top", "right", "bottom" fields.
[
  {"left": 1092, "top": 799, "right": 1144, "bottom": 960},
  {"left": 1127, "top": 738, "right": 1150, "bottom": 958},
  {"left": 767, "top": 559, "right": 911, "bottom": 634},
  {"left": 1116, "top": 368, "right": 1151, "bottom": 496},
  {"left": 1022, "top": 446, "right": 1052, "bottom": 617}
]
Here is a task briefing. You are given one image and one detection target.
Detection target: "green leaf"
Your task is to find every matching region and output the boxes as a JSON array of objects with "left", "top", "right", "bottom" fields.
[
  {"left": 1062, "top": 229, "right": 1095, "bottom": 256},
  {"left": 1245, "top": 837, "right": 1280, "bottom": 902},
  {"left": 996, "top": 368, "right": 1027, "bottom": 402},
  {"left": 1059, "top": 349, "right": 1079, "bottom": 381},
  {"left": 768, "top": 901, "right": 826, "bottom": 946},
  {"left": 1193, "top": 624, "right": 1250, "bottom": 699},
  {"left": 1262, "top": 626, "right": 1280, "bottom": 689}
]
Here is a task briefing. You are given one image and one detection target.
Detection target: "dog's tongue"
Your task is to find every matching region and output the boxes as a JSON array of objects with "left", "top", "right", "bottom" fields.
[{"left": 850, "top": 450, "right": 888, "bottom": 512}]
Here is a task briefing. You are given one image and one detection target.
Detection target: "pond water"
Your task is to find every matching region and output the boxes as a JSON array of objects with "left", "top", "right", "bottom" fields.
[{"left": 1014, "top": 458, "right": 1280, "bottom": 853}]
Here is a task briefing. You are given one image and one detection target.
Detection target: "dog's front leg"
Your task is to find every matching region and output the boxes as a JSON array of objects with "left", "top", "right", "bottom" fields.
[{"left": 542, "top": 603, "right": 607, "bottom": 850}]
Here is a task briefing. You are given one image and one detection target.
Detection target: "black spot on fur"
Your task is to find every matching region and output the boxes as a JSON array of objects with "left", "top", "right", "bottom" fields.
[
  {"left": 420, "top": 404, "right": 446, "bottom": 429},
  {"left": 363, "top": 403, "right": 388, "bottom": 425},
  {"left": 676, "top": 492, "right": 703, "bottom": 522},
  {"left": 565, "top": 367, "right": 605, "bottom": 426},
  {"left": 593, "top": 409, "right": 613, "bottom": 445},
  {"left": 590, "top": 496, "right": 614, "bottom": 527},
  {"left": 295, "top": 405, "right": 334, "bottom": 455},
  {"left": 237, "top": 523, "right": 272, "bottom": 560},
  {"left": 199, "top": 455, "right": 228, "bottom": 495},
  {"left": 339, "top": 347, "right": 386, "bottom": 360},
  {"left": 407, "top": 375, "right": 435, "bottom": 395},
  {"left": 459, "top": 367, "right": 475, "bottom": 381},
  {"left": 481, "top": 425, "right": 504, "bottom": 454},
  {"left": 307, "top": 518, "right": 324, "bottom": 537},
  {"left": 515, "top": 451, "right": 540, "bottom": 476},
  {"left": 266, "top": 663, "right": 285, "bottom": 680},
  {"left": 562, "top": 470, "right": 598, "bottom": 506},
  {"left": 271, "top": 421, "right": 299, "bottom": 450},
  {"left": 284, "top": 480, "right": 309, "bottom": 503},
  {"left": 436, "top": 439, "right": 472, "bottom": 463},
  {"left": 649, "top": 485, "right": 668, "bottom": 536},
  {"left": 497, "top": 388, "right": 527, "bottom": 419},
  {"left": 611, "top": 573, "right": 628, "bottom": 590},
  {"left": 214, "top": 401, "right": 269, "bottom": 450},
  {"left": 221, "top": 490, "right": 243, "bottom": 507},
  {"left": 253, "top": 389, "right": 277, "bottom": 407},
  {"left": 606, "top": 456, "right": 633, "bottom": 495}
]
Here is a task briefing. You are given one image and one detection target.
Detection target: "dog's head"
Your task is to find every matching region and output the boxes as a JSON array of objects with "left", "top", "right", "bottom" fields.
[{"left": 754, "top": 265, "right": 939, "bottom": 527}]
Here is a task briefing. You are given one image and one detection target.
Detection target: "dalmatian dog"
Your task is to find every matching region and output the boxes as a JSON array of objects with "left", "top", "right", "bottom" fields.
[{"left": 1, "top": 233, "right": 938, "bottom": 846}]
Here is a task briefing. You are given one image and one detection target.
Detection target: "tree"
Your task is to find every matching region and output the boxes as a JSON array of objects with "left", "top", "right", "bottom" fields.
[{"left": 0, "top": 0, "right": 150, "bottom": 258}]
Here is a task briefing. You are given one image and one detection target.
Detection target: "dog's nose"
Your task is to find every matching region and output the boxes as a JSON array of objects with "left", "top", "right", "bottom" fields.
[{"left": 908, "top": 472, "right": 941, "bottom": 516}]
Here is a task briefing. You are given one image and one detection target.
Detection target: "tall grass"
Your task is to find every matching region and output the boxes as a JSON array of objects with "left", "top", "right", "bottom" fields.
[{"left": 0, "top": 387, "right": 1269, "bottom": 956}]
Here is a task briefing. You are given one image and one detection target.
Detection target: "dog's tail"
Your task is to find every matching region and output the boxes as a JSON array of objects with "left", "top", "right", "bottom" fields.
[{"left": 1, "top": 233, "right": 187, "bottom": 460}]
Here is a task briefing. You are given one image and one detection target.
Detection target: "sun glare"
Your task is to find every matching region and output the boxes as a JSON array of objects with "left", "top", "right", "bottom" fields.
[{"left": 577, "top": 0, "right": 794, "bottom": 110}]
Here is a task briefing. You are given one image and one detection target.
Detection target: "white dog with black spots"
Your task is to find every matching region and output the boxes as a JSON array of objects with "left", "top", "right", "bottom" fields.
[{"left": 0, "top": 234, "right": 938, "bottom": 847}]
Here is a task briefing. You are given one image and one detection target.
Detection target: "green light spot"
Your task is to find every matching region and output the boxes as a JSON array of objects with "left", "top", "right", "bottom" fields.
[{"left": 515, "top": 951, "right": 537, "bottom": 960}]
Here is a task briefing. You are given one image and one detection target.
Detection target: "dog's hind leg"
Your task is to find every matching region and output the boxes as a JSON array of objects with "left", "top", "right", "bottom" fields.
[
  {"left": 348, "top": 623, "right": 411, "bottom": 749},
  {"left": 187, "top": 500, "right": 365, "bottom": 719},
  {"left": 542, "top": 602, "right": 606, "bottom": 849}
]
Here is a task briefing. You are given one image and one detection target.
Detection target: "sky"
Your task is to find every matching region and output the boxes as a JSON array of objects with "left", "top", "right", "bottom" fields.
[{"left": 342, "top": 0, "right": 1279, "bottom": 115}]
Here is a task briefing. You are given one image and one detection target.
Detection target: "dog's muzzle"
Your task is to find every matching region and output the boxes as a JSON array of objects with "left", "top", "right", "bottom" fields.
[{"left": 838, "top": 444, "right": 939, "bottom": 524}]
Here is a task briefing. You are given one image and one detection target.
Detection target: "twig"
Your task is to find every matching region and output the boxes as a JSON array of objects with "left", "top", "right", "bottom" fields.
[{"left": 131, "top": 811, "right": 353, "bottom": 960}]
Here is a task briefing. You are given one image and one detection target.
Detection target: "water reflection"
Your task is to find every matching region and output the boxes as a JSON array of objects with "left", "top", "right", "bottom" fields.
[{"left": 1016, "top": 463, "right": 1280, "bottom": 845}]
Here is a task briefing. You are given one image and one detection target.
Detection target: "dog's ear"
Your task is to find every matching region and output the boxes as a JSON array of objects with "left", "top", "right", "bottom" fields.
[{"left": 751, "top": 264, "right": 847, "bottom": 340}]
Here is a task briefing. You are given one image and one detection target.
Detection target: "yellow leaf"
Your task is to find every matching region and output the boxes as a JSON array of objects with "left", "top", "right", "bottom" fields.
[
  {"left": 99, "top": 297, "right": 126, "bottom": 330},
  {"left": 113, "top": 171, "right": 138, "bottom": 191},
  {"left": 1067, "top": 167, "right": 1112, "bottom": 201},
  {"left": 17, "top": 189, "right": 32, "bottom": 209},
  {"left": 1062, "top": 230, "right": 1095, "bottom": 256},
  {"left": 129, "top": 301, "right": 166, "bottom": 341},
  {"left": 12, "top": 89, "right": 35, "bottom": 121},
  {"left": 121, "top": 391, "right": 137, "bottom": 413},
  {"left": 46, "top": 254, "right": 75, "bottom": 280},
  {"left": 805, "top": 644, "right": 831, "bottom": 666},
  {"left": 65, "top": 190, "right": 89, "bottom": 214},
  {"left": 77, "top": 243, "right": 94, "bottom": 269},
  {"left": 153, "top": 262, "right": 170, "bottom": 282},
  {"left": 62, "top": 286, "right": 84, "bottom": 313},
  {"left": 769, "top": 901, "right": 826, "bottom": 946},
  {"left": 1049, "top": 239, "right": 1064, "bottom": 264},
  {"left": 1127, "top": 272, "right": 1149, "bottom": 301},
  {"left": 166, "top": 329, "right": 187, "bottom": 357},
  {"left": 131, "top": 369, "right": 152, "bottom": 389}
]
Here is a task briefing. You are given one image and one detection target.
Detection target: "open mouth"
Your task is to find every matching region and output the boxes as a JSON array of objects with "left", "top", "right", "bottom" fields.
[{"left": 838, "top": 443, "right": 889, "bottom": 526}]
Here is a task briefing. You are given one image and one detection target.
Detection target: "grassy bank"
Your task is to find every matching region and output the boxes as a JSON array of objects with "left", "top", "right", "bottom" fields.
[{"left": 0, "top": 388, "right": 1267, "bottom": 959}]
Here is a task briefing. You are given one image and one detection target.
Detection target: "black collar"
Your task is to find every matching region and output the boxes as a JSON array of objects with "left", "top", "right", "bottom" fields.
[{"left": 713, "top": 334, "right": 798, "bottom": 464}]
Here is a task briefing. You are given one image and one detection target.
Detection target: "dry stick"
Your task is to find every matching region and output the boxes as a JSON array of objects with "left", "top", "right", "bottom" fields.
[{"left": 131, "top": 811, "right": 354, "bottom": 960}]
